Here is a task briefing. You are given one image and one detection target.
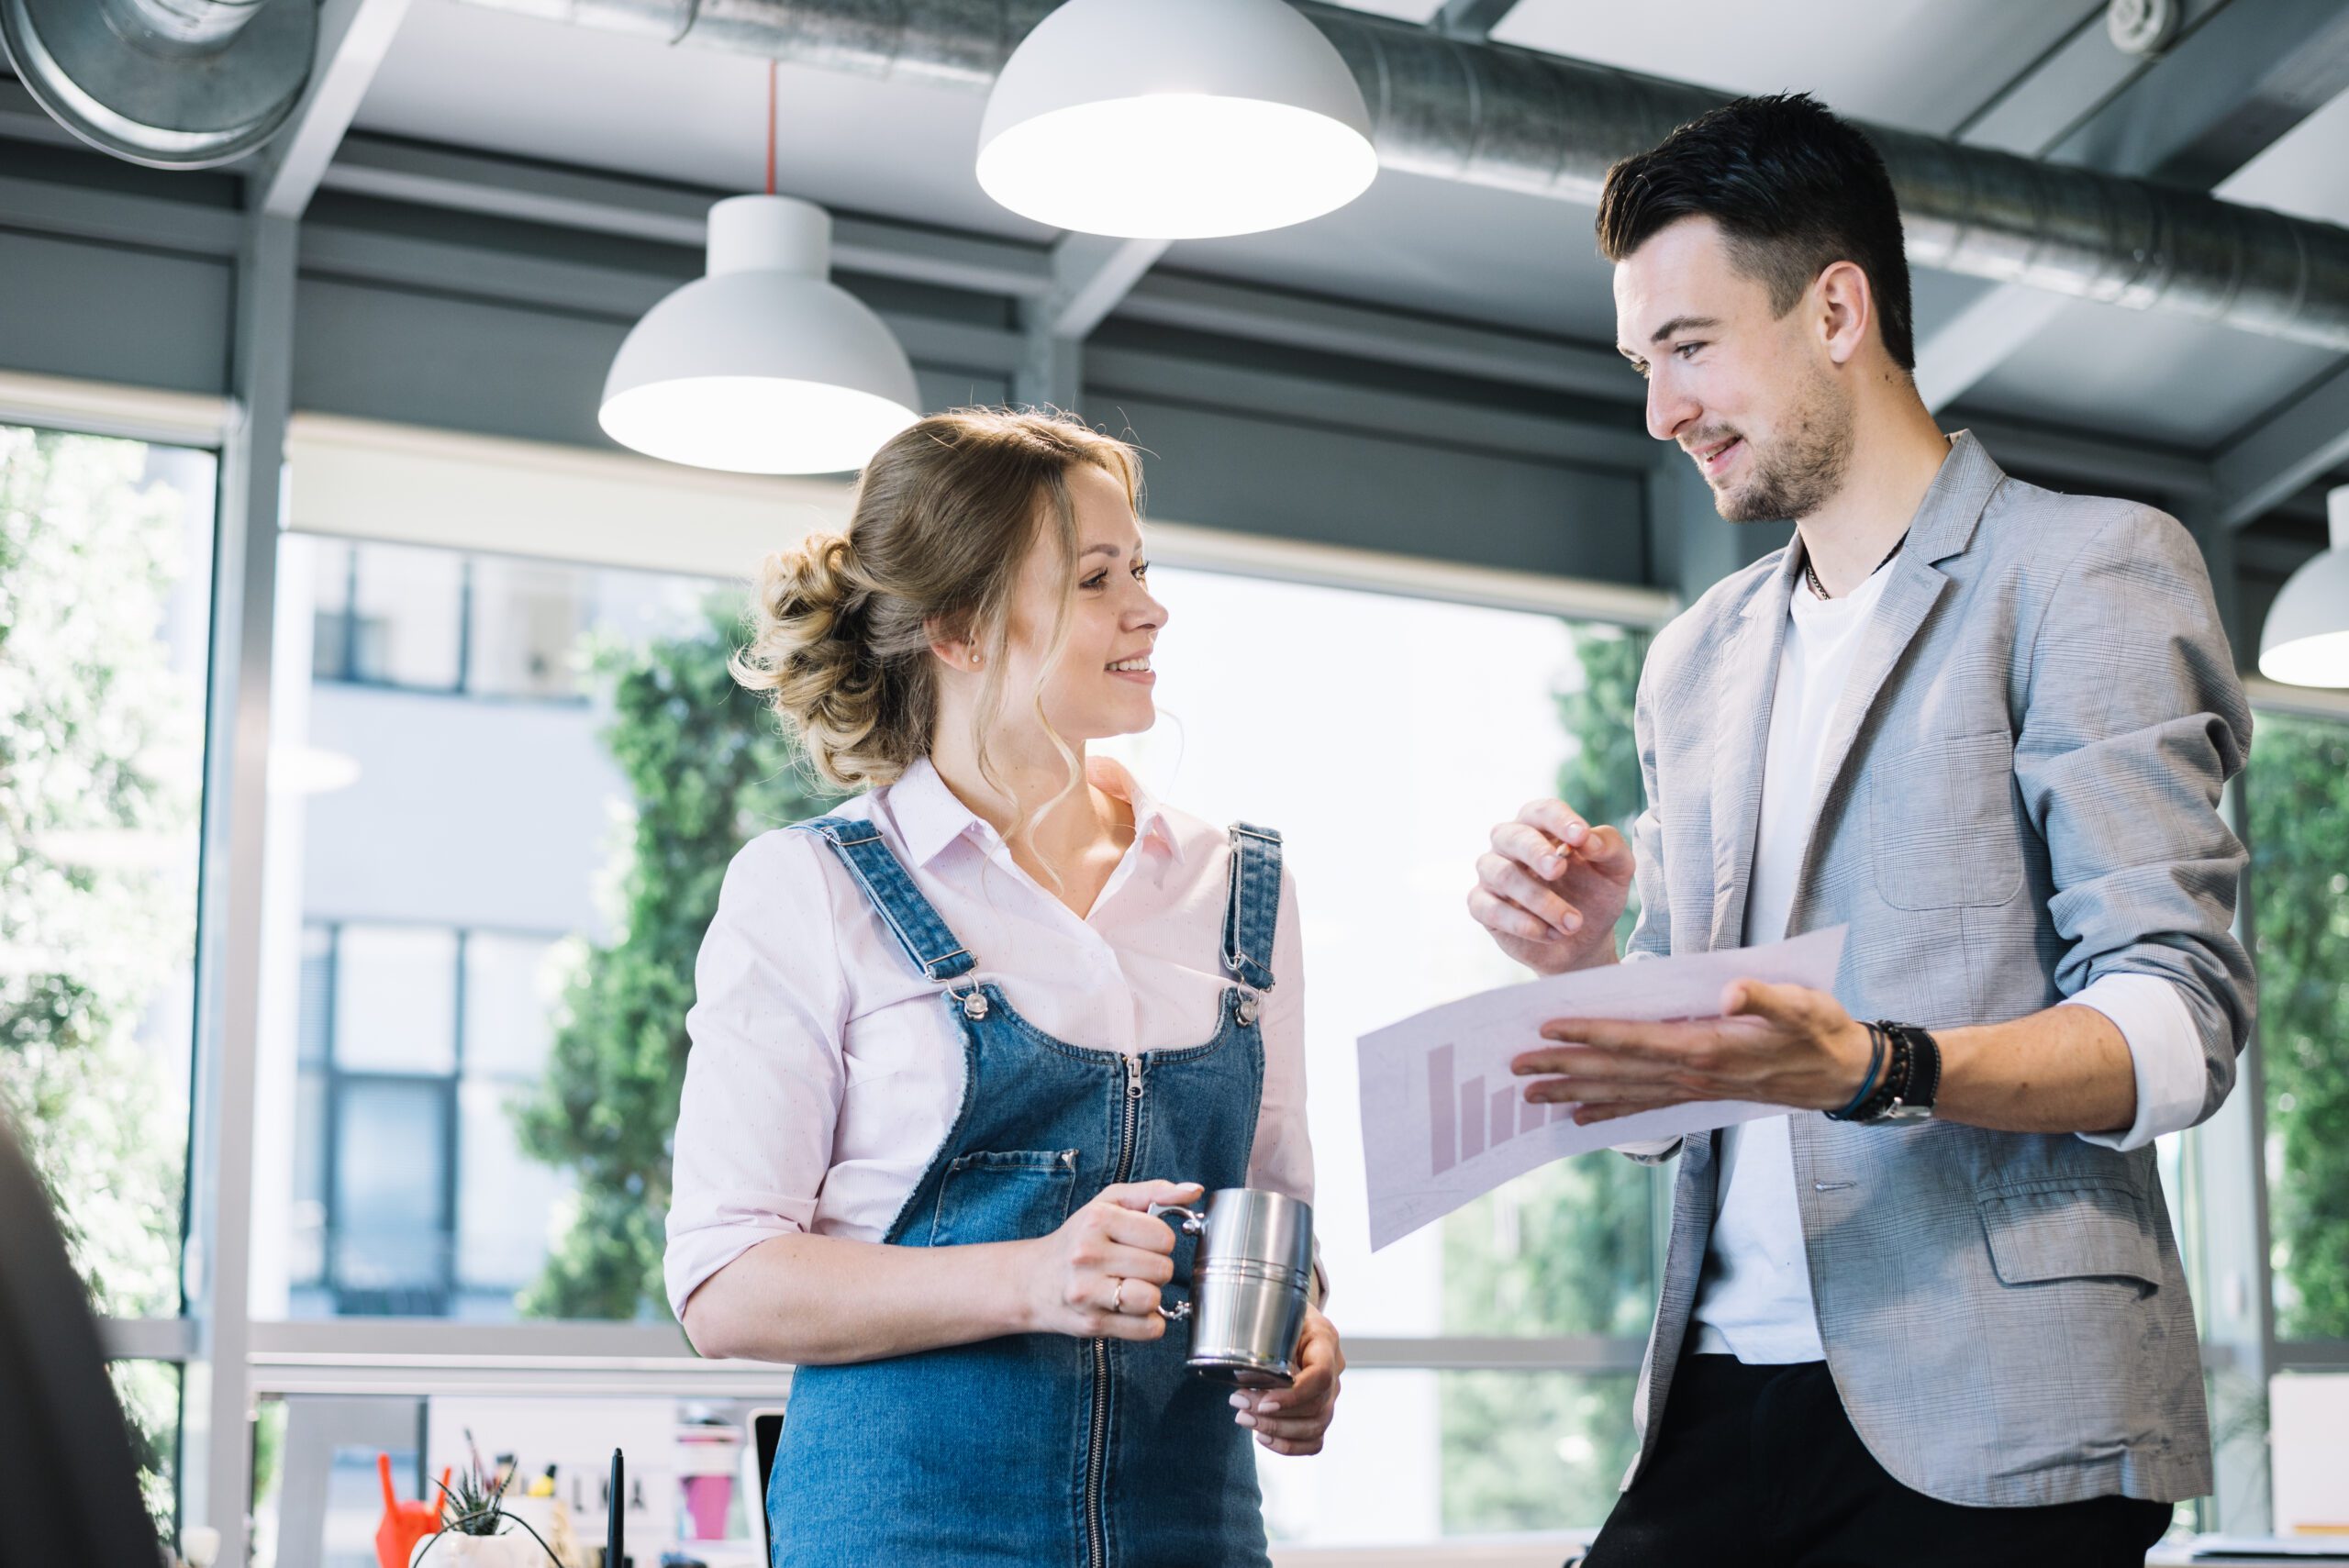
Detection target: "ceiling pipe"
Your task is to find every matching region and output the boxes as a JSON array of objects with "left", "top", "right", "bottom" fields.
[
  {"left": 0, "top": 0, "right": 317, "bottom": 168},
  {"left": 454, "top": 0, "right": 2349, "bottom": 353}
]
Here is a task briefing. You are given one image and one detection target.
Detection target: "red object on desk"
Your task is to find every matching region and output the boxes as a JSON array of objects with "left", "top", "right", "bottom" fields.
[{"left": 374, "top": 1452, "right": 449, "bottom": 1568}]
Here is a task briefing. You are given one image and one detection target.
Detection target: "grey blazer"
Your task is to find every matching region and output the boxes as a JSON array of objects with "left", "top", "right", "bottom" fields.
[{"left": 1620, "top": 430, "right": 2254, "bottom": 1507}]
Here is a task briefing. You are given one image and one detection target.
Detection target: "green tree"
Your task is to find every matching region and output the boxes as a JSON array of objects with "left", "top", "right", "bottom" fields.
[
  {"left": 0, "top": 424, "right": 199, "bottom": 1528},
  {"left": 1441, "top": 623, "right": 1657, "bottom": 1533},
  {"left": 2245, "top": 712, "right": 2349, "bottom": 1339},
  {"left": 515, "top": 602, "right": 839, "bottom": 1320}
]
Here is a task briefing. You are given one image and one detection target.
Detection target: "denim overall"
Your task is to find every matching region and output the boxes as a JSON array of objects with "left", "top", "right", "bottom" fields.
[{"left": 765, "top": 813, "right": 1285, "bottom": 1568}]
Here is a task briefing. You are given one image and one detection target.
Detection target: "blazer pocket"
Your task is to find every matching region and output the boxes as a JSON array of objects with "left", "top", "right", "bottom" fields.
[
  {"left": 930, "top": 1149, "right": 1081, "bottom": 1248},
  {"left": 1867, "top": 729, "right": 2026, "bottom": 910},
  {"left": 1977, "top": 1177, "right": 2161, "bottom": 1289}
]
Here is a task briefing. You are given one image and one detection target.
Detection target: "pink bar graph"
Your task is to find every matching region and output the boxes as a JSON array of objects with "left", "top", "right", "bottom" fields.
[{"left": 1426, "top": 1040, "right": 1553, "bottom": 1174}]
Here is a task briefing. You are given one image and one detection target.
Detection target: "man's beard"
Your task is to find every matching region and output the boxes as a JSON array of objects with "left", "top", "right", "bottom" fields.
[{"left": 1709, "top": 369, "right": 1854, "bottom": 523}]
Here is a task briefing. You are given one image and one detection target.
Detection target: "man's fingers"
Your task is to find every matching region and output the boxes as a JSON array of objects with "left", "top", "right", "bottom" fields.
[
  {"left": 1475, "top": 853, "right": 1582, "bottom": 934},
  {"left": 1575, "top": 823, "right": 1635, "bottom": 878},
  {"left": 1467, "top": 886, "right": 1565, "bottom": 946},
  {"left": 1489, "top": 819, "right": 1570, "bottom": 878},
  {"left": 1723, "top": 978, "right": 1812, "bottom": 1025},
  {"left": 1511, "top": 1043, "right": 1664, "bottom": 1080},
  {"left": 1518, "top": 799, "right": 1592, "bottom": 852}
]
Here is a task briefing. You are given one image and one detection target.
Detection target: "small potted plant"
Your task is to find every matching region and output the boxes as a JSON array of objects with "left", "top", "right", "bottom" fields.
[{"left": 411, "top": 1438, "right": 558, "bottom": 1568}]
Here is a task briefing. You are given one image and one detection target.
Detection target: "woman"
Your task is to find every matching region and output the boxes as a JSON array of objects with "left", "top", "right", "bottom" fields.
[{"left": 665, "top": 408, "right": 1342, "bottom": 1567}]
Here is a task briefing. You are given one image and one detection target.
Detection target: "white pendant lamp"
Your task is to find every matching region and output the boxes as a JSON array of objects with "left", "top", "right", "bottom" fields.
[
  {"left": 601, "top": 70, "right": 917, "bottom": 473},
  {"left": 976, "top": 0, "right": 1378, "bottom": 239},
  {"left": 2258, "top": 484, "right": 2349, "bottom": 688},
  {"left": 600, "top": 195, "right": 920, "bottom": 473}
]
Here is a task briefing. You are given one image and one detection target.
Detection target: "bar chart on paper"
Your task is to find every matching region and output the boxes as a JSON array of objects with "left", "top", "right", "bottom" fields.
[
  {"left": 1356, "top": 926, "right": 1847, "bottom": 1250},
  {"left": 1426, "top": 1041, "right": 1577, "bottom": 1175}
]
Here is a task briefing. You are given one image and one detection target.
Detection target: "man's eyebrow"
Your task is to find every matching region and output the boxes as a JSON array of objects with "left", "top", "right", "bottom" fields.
[{"left": 1649, "top": 315, "right": 1720, "bottom": 344}]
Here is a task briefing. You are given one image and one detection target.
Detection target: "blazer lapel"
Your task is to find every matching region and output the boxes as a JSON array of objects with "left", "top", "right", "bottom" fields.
[
  {"left": 1787, "top": 430, "right": 2005, "bottom": 902},
  {"left": 1707, "top": 550, "right": 1801, "bottom": 952}
]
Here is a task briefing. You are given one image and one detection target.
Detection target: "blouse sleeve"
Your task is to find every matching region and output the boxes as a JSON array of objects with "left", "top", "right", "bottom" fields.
[
  {"left": 1244, "top": 867, "right": 1313, "bottom": 1206},
  {"left": 663, "top": 828, "right": 852, "bottom": 1320}
]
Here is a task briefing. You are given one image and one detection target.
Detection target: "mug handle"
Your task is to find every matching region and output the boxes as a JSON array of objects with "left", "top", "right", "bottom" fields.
[{"left": 1152, "top": 1205, "right": 1207, "bottom": 1321}]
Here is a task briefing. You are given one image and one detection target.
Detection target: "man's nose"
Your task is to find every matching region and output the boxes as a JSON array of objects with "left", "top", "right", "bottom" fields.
[{"left": 1646, "top": 373, "right": 1698, "bottom": 444}]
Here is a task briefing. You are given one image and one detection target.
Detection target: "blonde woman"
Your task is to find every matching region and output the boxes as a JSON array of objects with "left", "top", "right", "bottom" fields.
[{"left": 664, "top": 410, "right": 1342, "bottom": 1567}]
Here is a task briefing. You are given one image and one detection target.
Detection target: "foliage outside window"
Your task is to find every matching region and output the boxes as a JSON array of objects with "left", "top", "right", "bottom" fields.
[
  {"left": 515, "top": 604, "right": 837, "bottom": 1318},
  {"left": 2246, "top": 710, "right": 2349, "bottom": 1340},
  {"left": 0, "top": 424, "right": 208, "bottom": 1525}
]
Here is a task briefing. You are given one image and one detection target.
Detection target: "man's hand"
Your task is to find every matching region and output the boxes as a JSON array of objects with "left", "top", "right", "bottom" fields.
[
  {"left": 1513, "top": 979, "right": 1876, "bottom": 1124},
  {"left": 1470, "top": 799, "right": 1635, "bottom": 975}
]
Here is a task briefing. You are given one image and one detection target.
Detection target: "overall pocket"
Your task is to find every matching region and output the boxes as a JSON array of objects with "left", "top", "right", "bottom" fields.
[{"left": 930, "top": 1148, "right": 1081, "bottom": 1247}]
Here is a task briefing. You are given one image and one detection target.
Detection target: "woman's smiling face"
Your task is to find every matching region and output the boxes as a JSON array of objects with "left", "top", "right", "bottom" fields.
[{"left": 997, "top": 458, "right": 1168, "bottom": 744}]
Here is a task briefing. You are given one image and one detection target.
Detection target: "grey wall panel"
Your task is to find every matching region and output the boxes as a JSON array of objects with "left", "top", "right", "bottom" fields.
[
  {"left": 0, "top": 228, "right": 231, "bottom": 395},
  {"left": 1087, "top": 392, "right": 1649, "bottom": 584},
  {"left": 295, "top": 275, "right": 1014, "bottom": 453},
  {"left": 294, "top": 276, "right": 626, "bottom": 448}
]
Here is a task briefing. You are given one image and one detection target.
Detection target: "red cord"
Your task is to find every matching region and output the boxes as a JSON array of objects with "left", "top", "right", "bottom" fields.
[{"left": 765, "top": 60, "right": 777, "bottom": 196}]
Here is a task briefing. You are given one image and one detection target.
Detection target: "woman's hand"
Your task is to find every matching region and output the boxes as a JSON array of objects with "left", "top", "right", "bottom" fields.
[
  {"left": 1231, "top": 1306, "right": 1343, "bottom": 1455},
  {"left": 1470, "top": 799, "right": 1635, "bottom": 975},
  {"left": 1019, "top": 1180, "right": 1201, "bottom": 1340}
]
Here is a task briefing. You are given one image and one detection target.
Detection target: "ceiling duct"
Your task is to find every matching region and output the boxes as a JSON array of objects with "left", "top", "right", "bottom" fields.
[
  {"left": 458, "top": 0, "right": 2349, "bottom": 354},
  {"left": 1, "top": 0, "right": 316, "bottom": 168}
]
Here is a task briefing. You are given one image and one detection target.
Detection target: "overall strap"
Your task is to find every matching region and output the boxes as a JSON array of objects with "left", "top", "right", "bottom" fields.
[
  {"left": 1220, "top": 822, "right": 1284, "bottom": 992},
  {"left": 791, "top": 815, "right": 976, "bottom": 983}
]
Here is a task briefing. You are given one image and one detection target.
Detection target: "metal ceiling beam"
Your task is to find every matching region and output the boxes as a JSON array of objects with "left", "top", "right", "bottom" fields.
[
  {"left": 1919, "top": 0, "right": 2349, "bottom": 411},
  {"left": 2213, "top": 361, "right": 2349, "bottom": 527},
  {"left": 244, "top": 0, "right": 415, "bottom": 217},
  {"left": 1015, "top": 232, "right": 1170, "bottom": 409}
]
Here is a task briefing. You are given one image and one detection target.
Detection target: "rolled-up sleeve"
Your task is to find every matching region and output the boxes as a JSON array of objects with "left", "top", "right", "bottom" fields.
[
  {"left": 664, "top": 829, "right": 852, "bottom": 1320},
  {"left": 2013, "top": 505, "right": 2255, "bottom": 1129}
]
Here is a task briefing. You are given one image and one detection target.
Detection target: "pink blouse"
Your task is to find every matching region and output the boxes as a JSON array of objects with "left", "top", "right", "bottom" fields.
[{"left": 664, "top": 755, "right": 1310, "bottom": 1318}]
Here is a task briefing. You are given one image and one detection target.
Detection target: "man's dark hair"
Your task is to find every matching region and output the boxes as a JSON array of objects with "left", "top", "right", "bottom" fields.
[{"left": 1596, "top": 93, "right": 1915, "bottom": 372}]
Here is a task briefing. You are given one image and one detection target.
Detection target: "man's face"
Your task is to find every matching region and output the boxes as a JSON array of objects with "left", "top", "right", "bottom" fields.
[{"left": 1612, "top": 216, "right": 1852, "bottom": 522}]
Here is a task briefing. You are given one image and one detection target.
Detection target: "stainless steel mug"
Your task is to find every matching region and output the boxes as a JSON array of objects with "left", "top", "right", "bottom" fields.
[{"left": 1153, "top": 1187, "right": 1314, "bottom": 1387}]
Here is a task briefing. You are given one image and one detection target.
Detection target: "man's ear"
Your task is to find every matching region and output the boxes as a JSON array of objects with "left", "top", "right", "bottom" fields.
[{"left": 1814, "top": 260, "right": 1875, "bottom": 367}]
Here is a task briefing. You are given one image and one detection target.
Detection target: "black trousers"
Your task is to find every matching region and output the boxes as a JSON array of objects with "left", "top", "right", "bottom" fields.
[{"left": 1579, "top": 1355, "right": 2174, "bottom": 1568}]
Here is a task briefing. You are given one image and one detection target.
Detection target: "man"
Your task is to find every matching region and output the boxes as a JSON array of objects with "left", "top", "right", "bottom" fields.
[{"left": 1470, "top": 94, "right": 2252, "bottom": 1564}]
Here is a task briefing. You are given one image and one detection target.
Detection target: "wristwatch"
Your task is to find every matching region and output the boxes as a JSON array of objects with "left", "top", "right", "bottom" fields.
[{"left": 1874, "top": 1020, "right": 1943, "bottom": 1123}]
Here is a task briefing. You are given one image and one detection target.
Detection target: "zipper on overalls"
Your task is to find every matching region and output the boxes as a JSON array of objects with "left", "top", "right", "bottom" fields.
[{"left": 1085, "top": 1051, "right": 1147, "bottom": 1568}]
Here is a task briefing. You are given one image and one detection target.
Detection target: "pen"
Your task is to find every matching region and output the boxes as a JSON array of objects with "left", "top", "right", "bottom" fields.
[{"left": 607, "top": 1448, "right": 623, "bottom": 1568}]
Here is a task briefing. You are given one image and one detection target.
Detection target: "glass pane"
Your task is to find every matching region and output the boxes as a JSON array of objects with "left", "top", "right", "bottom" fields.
[
  {"left": 348, "top": 541, "right": 464, "bottom": 689},
  {"left": 2245, "top": 708, "right": 2349, "bottom": 1340},
  {"left": 110, "top": 1359, "right": 184, "bottom": 1540},
  {"left": 333, "top": 925, "right": 458, "bottom": 1074},
  {"left": 255, "top": 531, "right": 771, "bottom": 1321},
  {"left": 333, "top": 1076, "right": 452, "bottom": 1309},
  {"left": 1100, "top": 571, "right": 1663, "bottom": 1340},
  {"left": 462, "top": 931, "right": 559, "bottom": 1077},
  {"left": 1256, "top": 1368, "right": 1630, "bottom": 1547},
  {"left": 467, "top": 556, "right": 586, "bottom": 699},
  {"left": 0, "top": 423, "right": 215, "bottom": 1318}
]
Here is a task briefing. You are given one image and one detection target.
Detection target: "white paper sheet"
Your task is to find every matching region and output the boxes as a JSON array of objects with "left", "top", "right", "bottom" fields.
[{"left": 1356, "top": 926, "right": 1849, "bottom": 1250}]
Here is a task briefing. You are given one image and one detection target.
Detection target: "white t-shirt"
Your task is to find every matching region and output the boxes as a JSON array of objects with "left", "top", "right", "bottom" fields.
[{"left": 1680, "top": 552, "right": 2208, "bottom": 1363}]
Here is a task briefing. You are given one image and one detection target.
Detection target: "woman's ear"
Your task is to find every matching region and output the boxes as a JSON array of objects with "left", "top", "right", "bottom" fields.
[{"left": 925, "top": 616, "right": 982, "bottom": 673}]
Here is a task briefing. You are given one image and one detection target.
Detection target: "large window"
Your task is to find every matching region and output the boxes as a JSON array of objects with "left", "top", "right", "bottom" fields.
[
  {"left": 0, "top": 419, "right": 218, "bottom": 1528},
  {"left": 254, "top": 537, "right": 732, "bottom": 1322},
  {"left": 2245, "top": 707, "right": 2349, "bottom": 1344}
]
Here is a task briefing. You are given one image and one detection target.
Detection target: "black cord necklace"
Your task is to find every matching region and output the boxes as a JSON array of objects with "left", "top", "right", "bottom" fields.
[{"left": 1804, "top": 530, "right": 1909, "bottom": 600}]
